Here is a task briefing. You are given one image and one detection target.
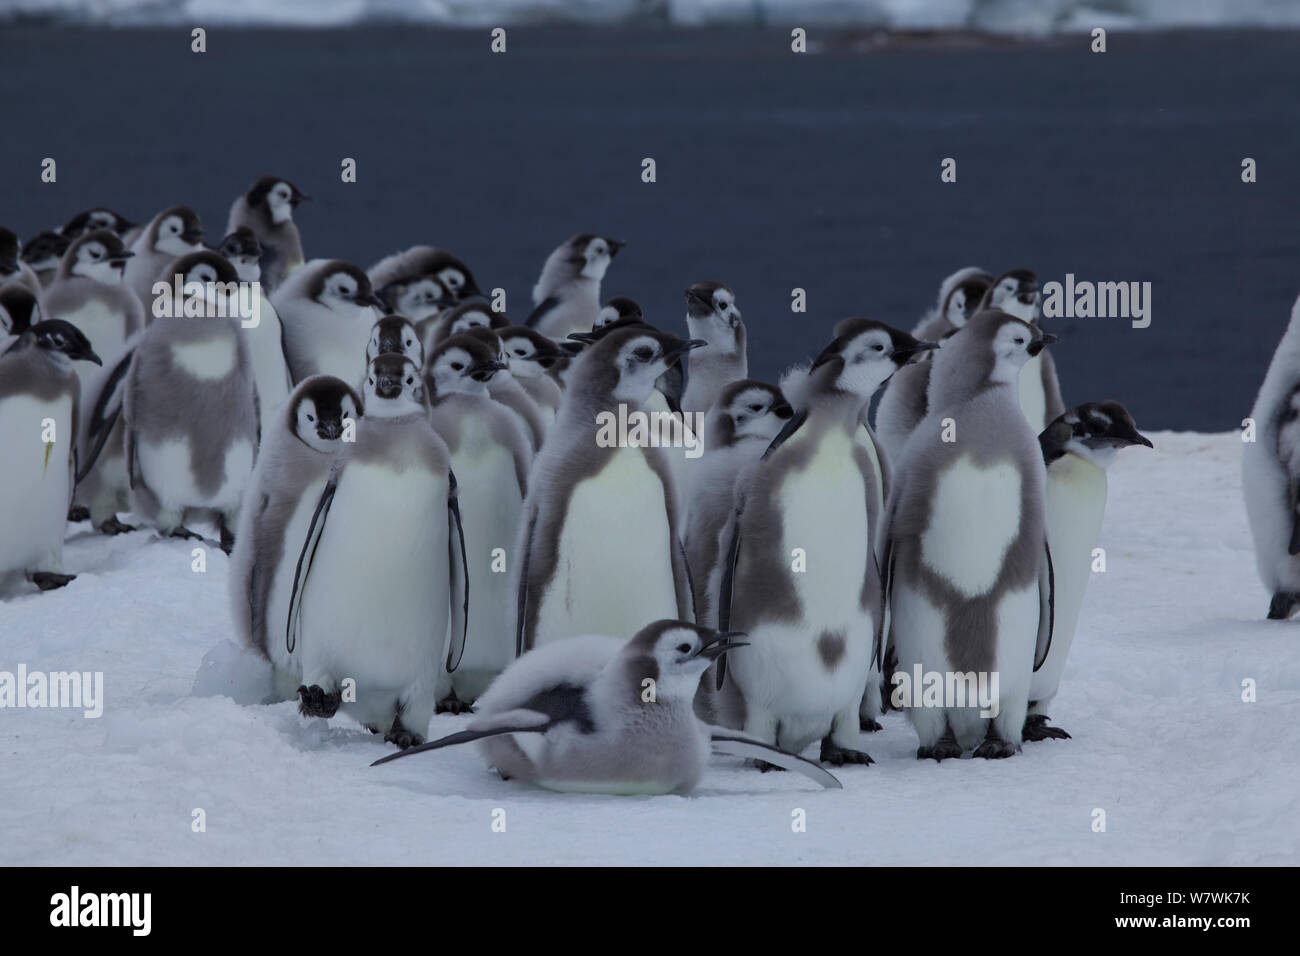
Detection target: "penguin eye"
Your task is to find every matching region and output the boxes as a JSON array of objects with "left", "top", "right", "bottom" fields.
[
  {"left": 676, "top": 643, "right": 692, "bottom": 654},
  {"left": 1014, "top": 337, "right": 1026, "bottom": 346},
  {"left": 514, "top": 348, "right": 527, "bottom": 356},
  {"left": 451, "top": 362, "right": 464, "bottom": 371},
  {"left": 748, "top": 403, "right": 762, "bottom": 412},
  {"left": 872, "top": 343, "right": 884, "bottom": 352},
  {"left": 369, "top": 377, "right": 376, "bottom": 385},
  {"left": 633, "top": 346, "right": 653, "bottom": 362},
  {"left": 307, "top": 414, "right": 315, "bottom": 422},
  {"left": 406, "top": 376, "right": 414, "bottom": 385}
]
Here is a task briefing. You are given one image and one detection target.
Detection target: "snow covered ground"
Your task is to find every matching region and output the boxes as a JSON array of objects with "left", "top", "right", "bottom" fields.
[{"left": 2, "top": 430, "right": 1297, "bottom": 866}]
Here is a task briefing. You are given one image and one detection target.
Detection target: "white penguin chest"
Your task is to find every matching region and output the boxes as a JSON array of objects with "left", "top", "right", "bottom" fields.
[
  {"left": 0, "top": 394, "right": 73, "bottom": 564},
  {"left": 921, "top": 455, "right": 1024, "bottom": 598},
  {"left": 170, "top": 334, "right": 238, "bottom": 381},
  {"left": 1018, "top": 354, "right": 1047, "bottom": 431},
  {"left": 1045, "top": 455, "right": 1107, "bottom": 623}
]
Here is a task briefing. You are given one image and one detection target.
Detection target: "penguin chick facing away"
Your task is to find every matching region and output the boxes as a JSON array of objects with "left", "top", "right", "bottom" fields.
[
  {"left": 1028, "top": 401, "right": 1151, "bottom": 743},
  {"left": 372, "top": 620, "right": 841, "bottom": 794}
]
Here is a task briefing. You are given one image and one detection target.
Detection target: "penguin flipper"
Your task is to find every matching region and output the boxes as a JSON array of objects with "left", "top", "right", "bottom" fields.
[
  {"left": 1034, "top": 538, "right": 1055, "bottom": 672},
  {"left": 285, "top": 475, "right": 338, "bottom": 656},
  {"left": 714, "top": 497, "right": 744, "bottom": 690},
  {"left": 523, "top": 296, "right": 559, "bottom": 329},
  {"left": 446, "top": 469, "right": 470, "bottom": 672},
  {"left": 515, "top": 504, "right": 538, "bottom": 657},
  {"left": 762, "top": 407, "right": 809, "bottom": 459},
  {"left": 709, "top": 733, "right": 843, "bottom": 789},
  {"left": 1288, "top": 494, "right": 1300, "bottom": 555},
  {"left": 77, "top": 349, "right": 133, "bottom": 484},
  {"left": 370, "top": 708, "right": 553, "bottom": 766}
]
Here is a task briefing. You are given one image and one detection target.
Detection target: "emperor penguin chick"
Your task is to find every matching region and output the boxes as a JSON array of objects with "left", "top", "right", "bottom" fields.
[
  {"left": 514, "top": 325, "right": 704, "bottom": 652},
  {"left": 20, "top": 230, "right": 70, "bottom": 287},
  {"left": 272, "top": 258, "right": 384, "bottom": 386},
  {"left": 0, "top": 228, "right": 42, "bottom": 296},
  {"left": 715, "top": 320, "right": 934, "bottom": 766},
  {"left": 372, "top": 621, "right": 841, "bottom": 794},
  {"left": 977, "top": 268, "right": 1065, "bottom": 431},
  {"left": 425, "top": 333, "right": 533, "bottom": 710},
  {"left": 225, "top": 176, "right": 309, "bottom": 292},
  {"left": 286, "top": 353, "right": 469, "bottom": 748},
  {"left": 219, "top": 228, "right": 293, "bottom": 434},
  {"left": 123, "top": 206, "right": 204, "bottom": 307},
  {"left": 497, "top": 325, "right": 565, "bottom": 424},
  {"left": 525, "top": 234, "right": 623, "bottom": 339},
  {"left": 418, "top": 300, "right": 508, "bottom": 355},
  {"left": 1029, "top": 401, "right": 1151, "bottom": 740},
  {"left": 885, "top": 309, "right": 1058, "bottom": 760},
  {"left": 680, "top": 281, "right": 747, "bottom": 419},
  {"left": 0, "top": 320, "right": 101, "bottom": 594},
  {"left": 366, "top": 314, "right": 425, "bottom": 369},
  {"left": 228, "top": 375, "right": 362, "bottom": 701},
  {"left": 122, "top": 251, "right": 258, "bottom": 552},
  {"left": 911, "top": 266, "right": 991, "bottom": 341},
  {"left": 368, "top": 245, "right": 482, "bottom": 317}
]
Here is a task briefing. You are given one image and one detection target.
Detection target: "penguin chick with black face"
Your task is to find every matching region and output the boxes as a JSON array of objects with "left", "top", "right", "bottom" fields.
[
  {"left": 498, "top": 326, "right": 565, "bottom": 424},
  {"left": 21, "top": 230, "right": 71, "bottom": 287},
  {"left": 466, "top": 326, "right": 549, "bottom": 452},
  {"left": 514, "top": 325, "right": 704, "bottom": 653},
  {"left": 229, "top": 375, "right": 362, "bottom": 701},
  {"left": 366, "top": 314, "right": 425, "bottom": 369},
  {"left": 286, "top": 353, "right": 468, "bottom": 748},
  {"left": 977, "top": 268, "right": 1064, "bottom": 432},
  {"left": 885, "top": 309, "right": 1058, "bottom": 760},
  {"left": 715, "top": 321, "right": 933, "bottom": 766},
  {"left": 123, "top": 206, "right": 204, "bottom": 306},
  {"left": 1245, "top": 292, "right": 1300, "bottom": 620},
  {"left": 1029, "top": 401, "right": 1151, "bottom": 741},
  {"left": 122, "top": 251, "right": 259, "bottom": 552},
  {"left": 525, "top": 234, "right": 623, "bottom": 339},
  {"left": 680, "top": 281, "right": 747, "bottom": 420},
  {"left": 61, "top": 207, "right": 134, "bottom": 239},
  {"left": 425, "top": 333, "right": 533, "bottom": 711},
  {"left": 372, "top": 620, "right": 841, "bottom": 794},
  {"left": 0, "top": 228, "right": 42, "bottom": 296},
  {"left": 43, "top": 231, "right": 145, "bottom": 535},
  {"left": 368, "top": 245, "right": 482, "bottom": 316},
  {"left": 272, "top": 258, "right": 384, "bottom": 387},
  {"left": 218, "top": 228, "right": 292, "bottom": 434},
  {"left": 226, "top": 176, "right": 308, "bottom": 292},
  {"left": 913, "top": 268, "right": 993, "bottom": 342},
  {"left": 0, "top": 320, "right": 101, "bottom": 594}
]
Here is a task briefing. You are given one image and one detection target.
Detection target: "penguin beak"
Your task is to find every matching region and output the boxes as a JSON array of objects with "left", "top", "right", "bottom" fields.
[
  {"left": 108, "top": 251, "right": 134, "bottom": 264},
  {"left": 892, "top": 338, "right": 938, "bottom": 361},
  {"left": 181, "top": 228, "right": 203, "bottom": 244},
  {"left": 1112, "top": 426, "right": 1153, "bottom": 449},
  {"left": 469, "top": 360, "right": 507, "bottom": 381},
  {"left": 1027, "top": 332, "right": 1059, "bottom": 357},
  {"left": 698, "top": 632, "right": 748, "bottom": 660},
  {"left": 360, "top": 291, "right": 387, "bottom": 309},
  {"left": 293, "top": 192, "right": 311, "bottom": 205},
  {"left": 461, "top": 281, "right": 483, "bottom": 299},
  {"left": 77, "top": 347, "right": 103, "bottom": 367},
  {"left": 318, "top": 420, "right": 342, "bottom": 441},
  {"left": 772, "top": 401, "right": 794, "bottom": 420},
  {"left": 606, "top": 239, "right": 624, "bottom": 257},
  {"left": 662, "top": 339, "right": 708, "bottom": 365},
  {"left": 375, "top": 375, "right": 402, "bottom": 398}
]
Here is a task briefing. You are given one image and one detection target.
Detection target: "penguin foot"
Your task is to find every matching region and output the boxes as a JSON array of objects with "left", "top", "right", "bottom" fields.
[
  {"left": 98, "top": 517, "right": 135, "bottom": 535},
  {"left": 218, "top": 523, "right": 235, "bottom": 555},
  {"left": 917, "top": 727, "right": 963, "bottom": 762},
  {"left": 435, "top": 690, "right": 474, "bottom": 715},
  {"left": 166, "top": 526, "right": 202, "bottom": 541},
  {"left": 384, "top": 718, "right": 425, "bottom": 750},
  {"left": 1022, "top": 713, "right": 1071, "bottom": 742},
  {"left": 296, "top": 684, "right": 341, "bottom": 719},
  {"left": 1267, "top": 592, "right": 1300, "bottom": 620},
  {"left": 859, "top": 716, "right": 883, "bottom": 732},
  {"left": 67, "top": 505, "right": 90, "bottom": 522},
  {"left": 752, "top": 759, "right": 786, "bottom": 773},
  {"left": 972, "top": 736, "right": 1018, "bottom": 759},
  {"left": 30, "top": 571, "right": 76, "bottom": 591},
  {"left": 819, "top": 738, "right": 874, "bottom": 766}
]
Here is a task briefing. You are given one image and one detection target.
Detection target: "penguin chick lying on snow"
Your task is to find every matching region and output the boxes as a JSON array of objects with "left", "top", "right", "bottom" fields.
[{"left": 373, "top": 620, "right": 842, "bottom": 794}]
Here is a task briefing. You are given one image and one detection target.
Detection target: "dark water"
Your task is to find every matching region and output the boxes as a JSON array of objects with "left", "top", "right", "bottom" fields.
[{"left": 2, "top": 26, "right": 1298, "bottom": 430}]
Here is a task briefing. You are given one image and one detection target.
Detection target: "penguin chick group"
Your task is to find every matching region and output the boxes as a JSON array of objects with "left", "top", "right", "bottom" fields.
[{"left": 2, "top": 186, "right": 1156, "bottom": 794}]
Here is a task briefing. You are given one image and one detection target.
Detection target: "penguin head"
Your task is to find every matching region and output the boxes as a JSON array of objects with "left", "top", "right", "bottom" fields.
[
  {"left": 149, "top": 206, "right": 204, "bottom": 257},
  {"left": 28, "top": 319, "right": 101, "bottom": 366},
  {"left": 427, "top": 333, "right": 507, "bottom": 397},
  {"left": 430, "top": 257, "right": 480, "bottom": 301},
  {"left": 983, "top": 268, "right": 1039, "bottom": 321},
  {"left": 379, "top": 274, "right": 453, "bottom": 321},
  {"left": 811, "top": 319, "right": 937, "bottom": 397},
  {"left": 0, "top": 285, "right": 42, "bottom": 337},
  {"left": 592, "top": 327, "right": 705, "bottom": 405},
  {"left": 0, "top": 227, "right": 20, "bottom": 276},
  {"left": 312, "top": 261, "right": 384, "bottom": 313},
  {"left": 684, "top": 280, "right": 743, "bottom": 349},
  {"left": 62, "top": 207, "right": 133, "bottom": 238},
  {"left": 712, "top": 379, "right": 793, "bottom": 444},
  {"left": 568, "top": 234, "right": 623, "bottom": 282},
  {"left": 623, "top": 620, "right": 748, "bottom": 694},
  {"left": 21, "top": 230, "right": 71, "bottom": 274},
  {"left": 367, "top": 315, "right": 424, "bottom": 367},
  {"left": 498, "top": 326, "right": 564, "bottom": 378},
  {"left": 218, "top": 227, "right": 263, "bottom": 283},
  {"left": 247, "top": 176, "right": 309, "bottom": 226},
  {"left": 64, "top": 231, "right": 133, "bottom": 284},
  {"left": 440, "top": 301, "right": 507, "bottom": 341},
  {"left": 364, "top": 353, "right": 425, "bottom": 414},
  {"left": 292, "top": 375, "right": 362, "bottom": 453},
  {"left": 1041, "top": 400, "right": 1152, "bottom": 468},
  {"left": 595, "top": 296, "right": 643, "bottom": 331},
  {"left": 942, "top": 274, "right": 992, "bottom": 329}
]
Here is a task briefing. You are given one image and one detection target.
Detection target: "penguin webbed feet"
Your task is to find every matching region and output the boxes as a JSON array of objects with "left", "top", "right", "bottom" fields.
[
  {"left": 1022, "top": 713, "right": 1071, "bottom": 742},
  {"left": 30, "top": 571, "right": 76, "bottom": 591},
  {"left": 218, "top": 520, "right": 235, "bottom": 556},
  {"left": 384, "top": 716, "right": 425, "bottom": 750},
  {"left": 916, "top": 724, "right": 962, "bottom": 762},
  {"left": 972, "top": 726, "right": 1018, "bottom": 759},
  {"left": 819, "top": 737, "right": 874, "bottom": 767},
  {"left": 859, "top": 716, "right": 883, "bottom": 732},
  {"left": 751, "top": 759, "right": 786, "bottom": 773},
  {"left": 297, "top": 684, "right": 341, "bottom": 719},
  {"left": 98, "top": 516, "right": 135, "bottom": 535},
  {"left": 1267, "top": 591, "right": 1300, "bottom": 620},
  {"left": 67, "top": 505, "right": 90, "bottom": 523},
  {"left": 435, "top": 689, "right": 474, "bottom": 715},
  {"left": 166, "top": 525, "right": 202, "bottom": 542}
]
